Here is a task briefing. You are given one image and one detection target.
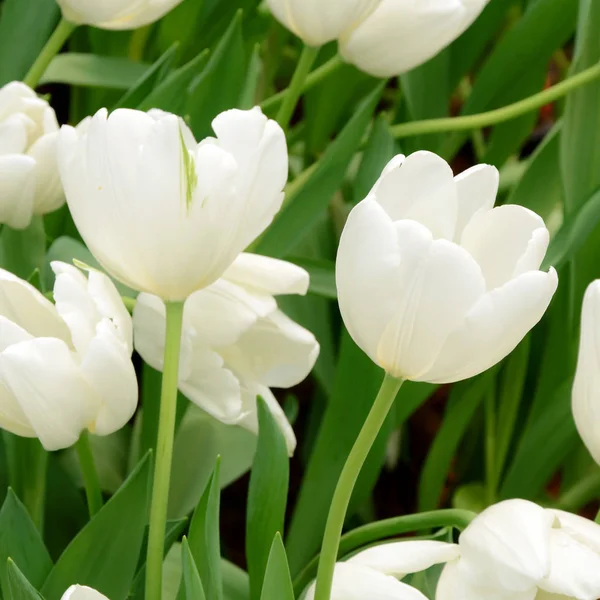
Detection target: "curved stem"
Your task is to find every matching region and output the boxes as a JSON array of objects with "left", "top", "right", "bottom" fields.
[
  {"left": 313, "top": 373, "right": 404, "bottom": 600},
  {"left": 276, "top": 44, "right": 320, "bottom": 130},
  {"left": 294, "top": 509, "right": 475, "bottom": 595},
  {"left": 262, "top": 53, "right": 343, "bottom": 114},
  {"left": 145, "top": 302, "right": 185, "bottom": 600},
  {"left": 76, "top": 431, "right": 103, "bottom": 518},
  {"left": 24, "top": 18, "right": 77, "bottom": 88},
  {"left": 391, "top": 61, "right": 600, "bottom": 140}
]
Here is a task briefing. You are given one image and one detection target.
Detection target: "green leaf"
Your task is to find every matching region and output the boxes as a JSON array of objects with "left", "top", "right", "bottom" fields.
[
  {"left": 246, "top": 398, "right": 289, "bottom": 600},
  {"left": 259, "top": 535, "right": 293, "bottom": 600},
  {"left": 6, "top": 560, "right": 44, "bottom": 600},
  {"left": 222, "top": 560, "right": 250, "bottom": 600},
  {"left": 239, "top": 44, "right": 263, "bottom": 110},
  {"left": 256, "top": 84, "right": 383, "bottom": 258},
  {"left": 0, "top": 219, "right": 46, "bottom": 283},
  {"left": 186, "top": 460, "right": 222, "bottom": 600},
  {"left": 0, "top": 490, "right": 52, "bottom": 596},
  {"left": 287, "top": 258, "right": 336, "bottom": 299},
  {"left": 42, "top": 454, "right": 152, "bottom": 600},
  {"left": 181, "top": 538, "right": 206, "bottom": 600},
  {"left": 0, "top": 0, "right": 59, "bottom": 86},
  {"left": 40, "top": 54, "right": 150, "bottom": 89}
]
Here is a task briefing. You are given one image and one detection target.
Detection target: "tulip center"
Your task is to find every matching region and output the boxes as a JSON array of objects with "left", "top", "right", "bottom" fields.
[{"left": 179, "top": 126, "right": 198, "bottom": 211}]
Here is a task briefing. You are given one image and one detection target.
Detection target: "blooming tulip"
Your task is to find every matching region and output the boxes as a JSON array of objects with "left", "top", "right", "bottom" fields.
[
  {"left": 266, "top": 0, "right": 490, "bottom": 77},
  {"left": 0, "top": 82, "right": 64, "bottom": 229},
  {"left": 0, "top": 262, "right": 137, "bottom": 450},
  {"left": 572, "top": 280, "right": 600, "bottom": 465},
  {"left": 133, "top": 253, "right": 319, "bottom": 454},
  {"left": 304, "top": 540, "right": 459, "bottom": 599},
  {"left": 437, "top": 499, "right": 600, "bottom": 600},
  {"left": 62, "top": 586, "right": 108, "bottom": 600},
  {"left": 58, "top": 107, "right": 288, "bottom": 302},
  {"left": 336, "top": 151, "right": 557, "bottom": 384},
  {"left": 56, "top": 0, "right": 184, "bottom": 30}
]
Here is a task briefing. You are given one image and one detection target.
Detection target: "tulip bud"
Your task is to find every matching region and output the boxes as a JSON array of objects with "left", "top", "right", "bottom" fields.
[
  {"left": 572, "top": 280, "right": 600, "bottom": 465},
  {"left": 336, "top": 151, "right": 557, "bottom": 384},
  {"left": 56, "top": 0, "right": 184, "bottom": 30},
  {"left": 58, "top": 107, "right": 288, "bottom": 302},
  {"left": 133, "top": 253, "right": 319, "bottom": 455},
  {"left": 62, "top": 586, "right": 108, "bottom": 600},
  {"left": 0, "top": 82, "right": 64, "bottom": 229},
  {"left": 0, "top": 262, "right": 137, "bottom": 451}
]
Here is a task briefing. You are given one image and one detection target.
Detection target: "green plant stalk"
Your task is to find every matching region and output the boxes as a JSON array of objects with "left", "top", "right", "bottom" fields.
[
  {"left": 294, "top": 509, "right": 476, "bottom": 595},
  {"left": 145, "top": 302, "right": 185, "bottom": 600},
  {"left": 391, "top": 61, "right": 600, "bottom": 139},
  {"left": 484, "top": 388, "right": 497, "bottom": 505},
  {"left": 76, "top": 431, "right": 103, "bottom": 517},
  {"left": 23, "top": 18, "right": 77, "bottom": 88},
  {"left": 276, "top": 44, "right": 320, "bottom": 130},
  {"left": 262, "top": 53, "right": 343, "bottom": 114},
  {"left": 313, "top": 373, "right": 404, "bottom": 600}
]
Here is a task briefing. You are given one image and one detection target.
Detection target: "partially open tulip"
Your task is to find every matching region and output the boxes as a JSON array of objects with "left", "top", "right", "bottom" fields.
[
  {"left": 58, "top": 107, "right": 287, "bottom": 301},
  {"left": 133, "top": 253, "right": 319, "bottom": 454},
  {"left": 0, "top": 262, "right": 137, "bottom": 450},
  {"left": 336, "top": 151, "right": 557, "bottom": 384},
  {"left": 62, "top": 586, "right": 108, "bottom": 600},
  {"left": 572, "top": 281, "right": 600, "bottom": 465},
  {"left": 266, "top": 0, "right": 490, "bottom": 77},
  {"left": 0, "top": 82, "right": 64, "bottom": 229},
  {"left": 304, "top": 540, "right": 459, "bottom": 599},
  {"left": 437, "top": 499, "right": 600, "bottom": 600},
  {"left": 56, "top": 0, "right": 185, "bottom": 30}
]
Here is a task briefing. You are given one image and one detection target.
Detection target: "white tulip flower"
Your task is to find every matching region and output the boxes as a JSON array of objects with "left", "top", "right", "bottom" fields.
[
  {"left": 133, "top": 253, "right": 320, "bottom": 454},
  {"left": 0, "top": 262, "right": 137, "bottom": 451},
  {"left": 336, "top": 151, "right": 558, "bottom": 384},
  {"left": 572, "top": 280, "right": 600, "bottom": 465},
  {"left": 266, "top": 0, "right": 490, "bottom": 77},
  {"left": 0, "top": 82, "right": 64, "bottom": 229},
  {"left": 62, "top": 585, "right": 109, "bottom": 600},
  {"left": 58, "top": 106, "right": 288, "bottom": 302},
  {"left": 56, "top": 0, "right": 184, "bottom": 30},
  {"left": 437, "top": 499, "right": 600, "bottom": 600},
  {"left": 304, "top": 540, "right": 459, "bottom": 599}
]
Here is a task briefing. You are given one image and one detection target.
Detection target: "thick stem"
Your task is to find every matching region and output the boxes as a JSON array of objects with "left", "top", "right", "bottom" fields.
[
  {"left": 145, "top": 302, "right": 185, "bottom": 600},
  {"left": 76, "top": 431, "right": 103, "bottom": 518},
  {"left": 276, "top": 44, "right": 320, "bottom": 130},
  {"left": 23, "top": 18, "right": 77, "bottom": 89},
  {"left": 313, "top": 373, "right": 404, "bottom": 600},
  {"left": 391, "top": 62, "right": 600, "bottom": 140}
]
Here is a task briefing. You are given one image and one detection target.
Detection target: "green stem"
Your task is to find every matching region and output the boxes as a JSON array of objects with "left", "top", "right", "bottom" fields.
[
  {"left": 313, "top": 373, "right": 404, "bottom": 600},
  {"left": 294, "top": 509, "right": 475, "bottom": 596},
  {"left": 145, "top": 302, "right": 185, "bottom": 600},
  {"left": 484, "top": 389, "right": 497, "bottom": 505},
  {"left": 263, "top": 53, "right": 342, "bottom": 114},
  {"left": 391, "top": 61, "right": 600, "bottom": 140},
  {"left": 276, "top": 44, "right": 320, "bottom": 130},
  {"left": 23, "top": 18, "right": 77, "bottom": 89},
  {"left": 76, "top": 431, "right": 103, "bottom": 518}
]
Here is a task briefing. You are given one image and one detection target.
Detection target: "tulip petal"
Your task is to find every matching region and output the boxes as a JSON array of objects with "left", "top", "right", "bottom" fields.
[
  {"left": 548, "top": 509, "right": 600, "bottom": 555},
  {"left": 61, "top": 585, "right": 109, "bottom": 600},
  {"left": 305, "top": 562, "right": 430, "bottom": 600},
  {"left": 348, "top": 540, "right": 459, "bottom": 579},
  {"left": 537, "top": 529, "right": 600, "bottom": 600},
  {"left": 0, "top": 154, "right": 36, "bottom": 229},
  {"left": 28, "top": 132, "right": 64, "bottom": 215},
  {"left": 571, "top": 281, "right": 600, "bottom": 466},
  {"left": 0, "top": 338, "right": 97, "bottom": 450},
  {"left": 373, "top": 152, "right": 458, "bottom": 241},
  {"left": 460, "top": 204, "right": 550, "bottom": 290},
  {"left": 0, "top": 114, "right": 30, "bottom": 154},
  {"left": 422, "top": 269, "right": 558, "bottom": 384}
]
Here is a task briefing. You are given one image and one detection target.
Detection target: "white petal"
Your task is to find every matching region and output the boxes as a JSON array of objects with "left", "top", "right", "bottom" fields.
[
  {"left": 266, "top": 0, "right": 381, "bottom": 46},
  {"left": 548, "top": 509, "right": 600, "bottom": 555},
  {"left": 0, "top": 338, "right": 97, "bottom": 451},
  {"left": 423, "top": 269, "right": 558, "bottom": 384},
  {"left": 28, "top": 131, "right": 65, "bottom": 215},
  {"left": 305, "top": 562, "right": 430, "bottom": 600},
  {"left": 571, "top": 281, "right": 600, "bottom": 465},
  {"left": 61, "top": 585, "right": 109, "bottom": 600},
  {"left": 224, "top": 253, "right": 309, "bottom": 296},
  {"left": 349, "top": 540, "right": 459, "bottom": 578},
  {"left": 456, "top": 499, "right": 554, "bottom": 593},
  {"left": 460, "top": 205, "right": 550, "bottom": 290},
  {"left": 454, "top": 164, "right": 499, "bottom": 243},
  {"left": 0, "top": 114, "right": 30, "bottom": 154},
  {"left": 341, "top": 0, "right": 489, "bottom": 78},
  {"left": 372, "top": 152, "right": 458, "bottom": 241},
  {"left": 538, "top": 529, "right": 600, "bottom": 600},
  {"left": 0, "top": 154, "right": 36, "bottom": 229}
]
